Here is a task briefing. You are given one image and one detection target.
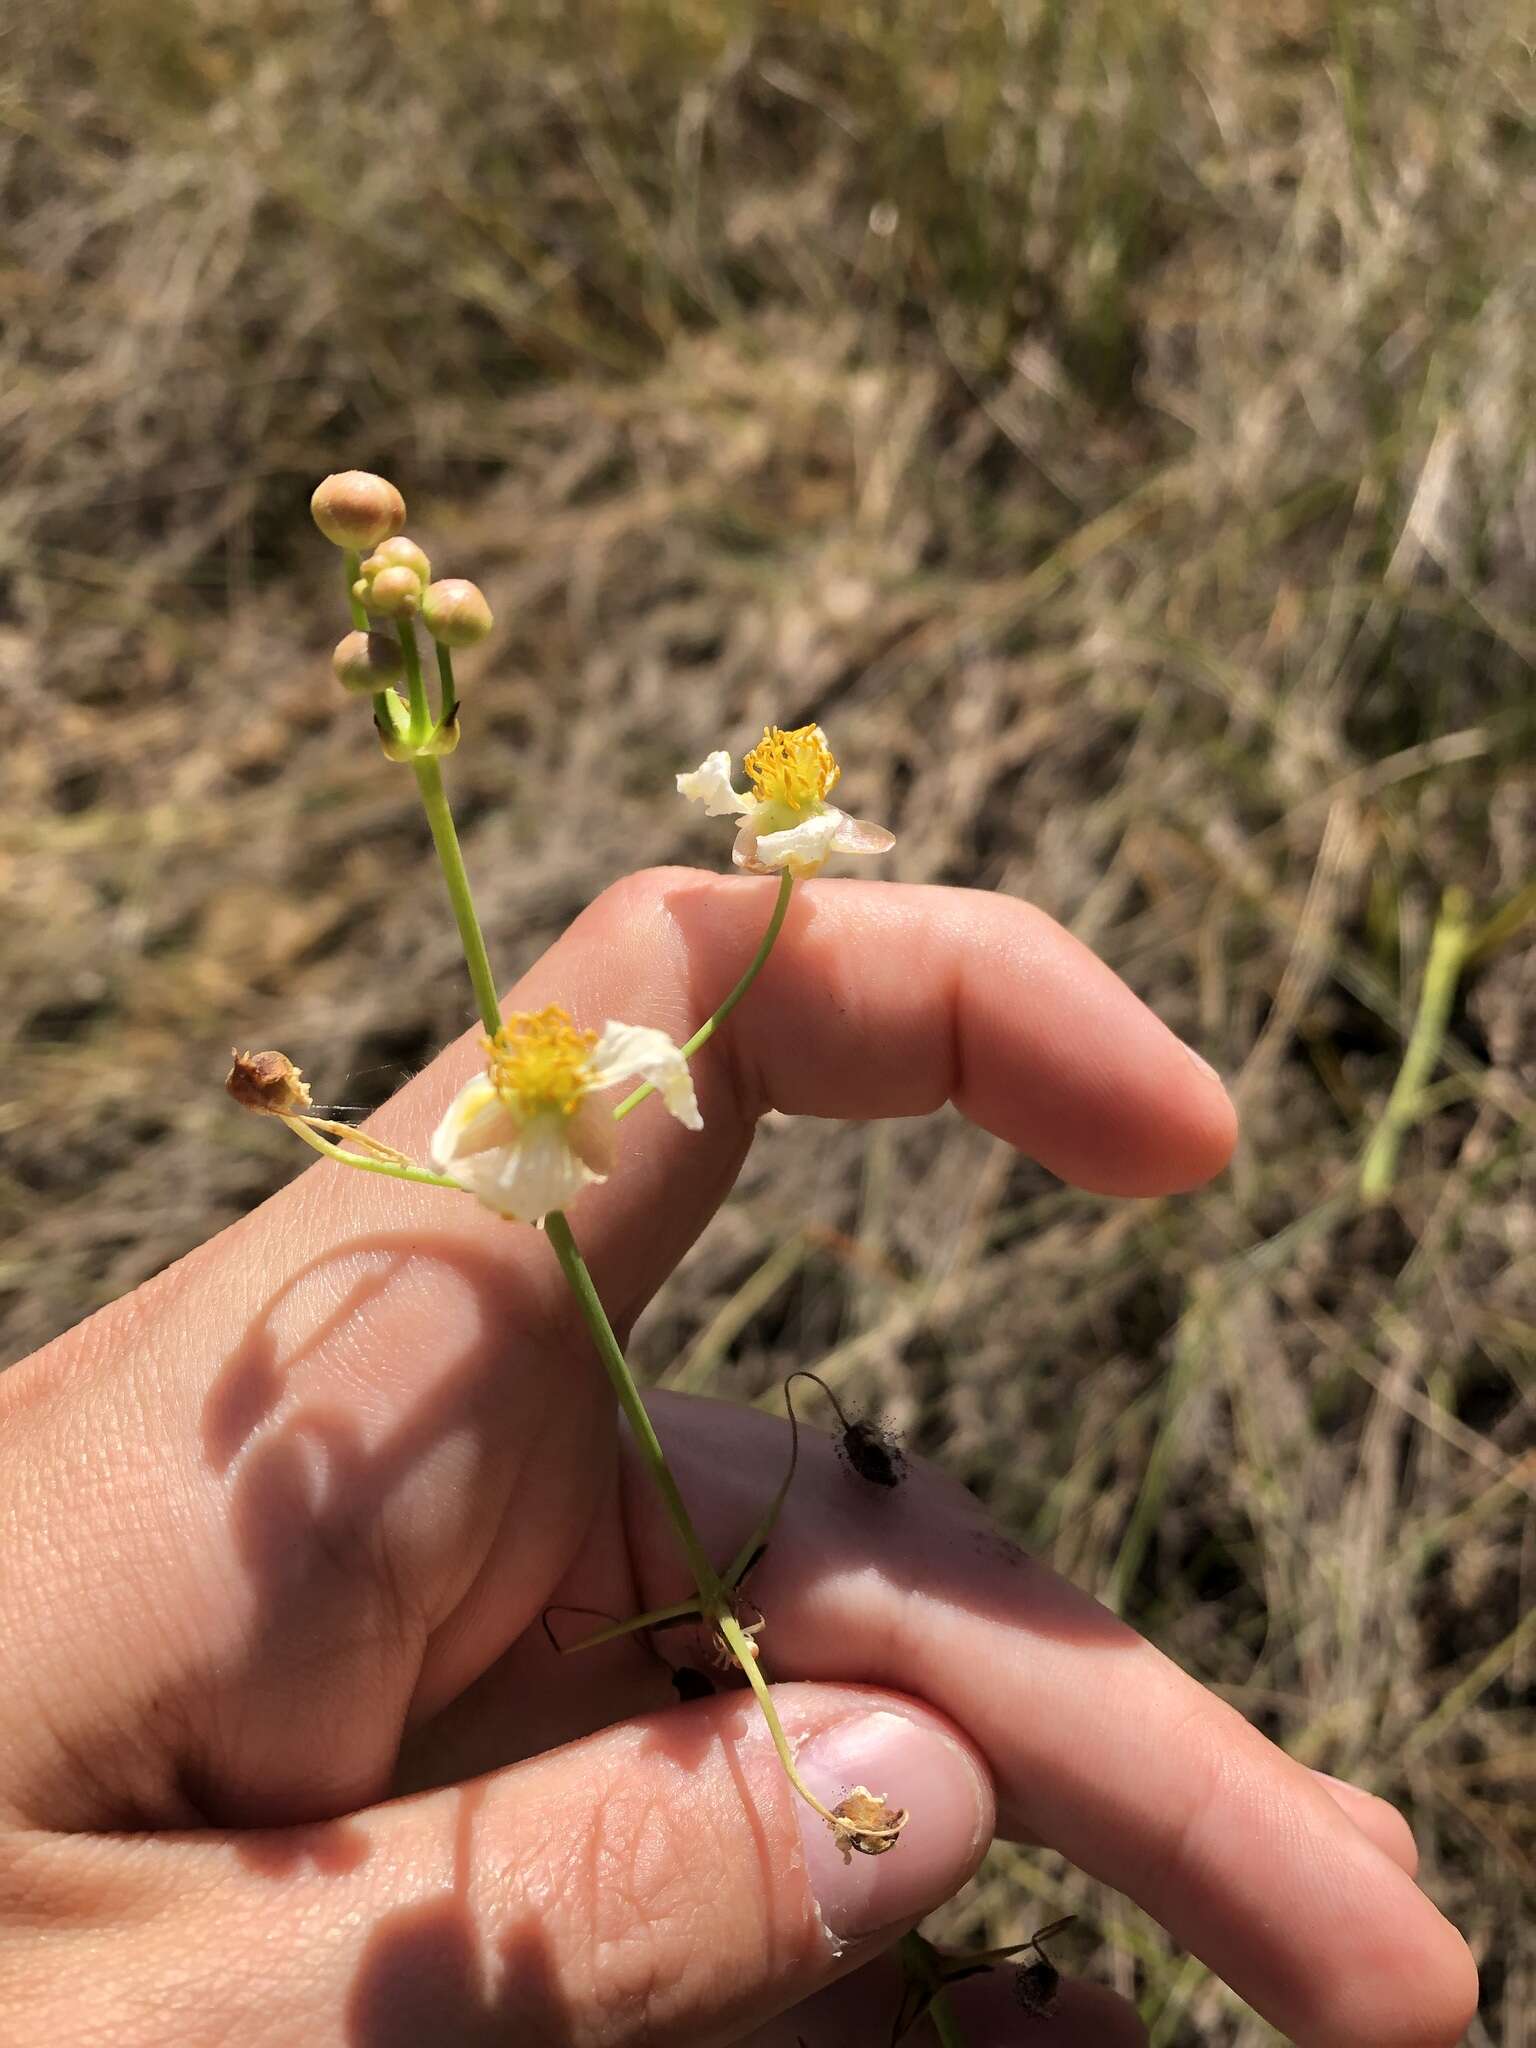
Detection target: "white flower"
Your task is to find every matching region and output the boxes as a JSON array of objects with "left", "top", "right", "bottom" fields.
[
  {"left": 431, "top": 1005, "right": 700, "bottom": 1223},
  {"left": 678, "top": 724, "right": 895, "bottom": 877}
]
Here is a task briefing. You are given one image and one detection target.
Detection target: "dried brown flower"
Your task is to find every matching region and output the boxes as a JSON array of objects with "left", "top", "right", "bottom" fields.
[
  {"left": 226, "top": 1049, "right": 313, "bottom": 1117},
  {"left": 831, "top": 1784, "right": 908, "bottom": 1859}
]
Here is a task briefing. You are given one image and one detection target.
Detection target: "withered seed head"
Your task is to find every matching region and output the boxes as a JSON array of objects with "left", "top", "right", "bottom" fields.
[
  {"left": 1014, "top": 1958, "right": 1061, "bottom": 2017},
  {"left": 839, "top": 1418, "right": 907, "bottom": 1489},
  {"left": 226, "top": 1050, "right": 313, "bottom": 1117},
  {"left": 830, "top": 1784, "right": 908, "bottom": 1860}
]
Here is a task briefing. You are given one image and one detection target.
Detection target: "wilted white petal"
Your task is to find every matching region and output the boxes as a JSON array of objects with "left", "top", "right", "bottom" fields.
[
  {"left": 589, "top": 1021, "right": 701, "bottom": 1130},
  {"left": 444, "top": 1113, "right": 599, "bottom": 1222},
  {"left": 677, "top": 750, "right": 753, "bottom": 817},
  {"left": 567, "top": 1096, "right": 618, "bottom": 1176},
  {"left": 430, "top": 1077, "right": 519, "bottom": 1169},
  {"left": 737, "top": 808, "right": 840, "bottom": 877},
  {"left": 829, "top": 808, "right": 896, "bottom": 857}
]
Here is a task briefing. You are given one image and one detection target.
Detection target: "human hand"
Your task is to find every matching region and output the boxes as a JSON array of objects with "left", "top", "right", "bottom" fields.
[{"left": 0, "top": 871, "right": 1477, "bottom": 2045}]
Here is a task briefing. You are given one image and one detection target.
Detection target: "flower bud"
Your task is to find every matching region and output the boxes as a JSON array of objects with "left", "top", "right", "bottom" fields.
[
  {"left": 375, "top": 715, "right": 416, "bottom": 762},
  {"left": 421, "top": 577, "right": 494, "bottom": 648},
  {"left": 331, "top": 630, "right": 404, "bottom": 695},
  {"left": 310, "top": 471, "right": 405, "bottom": 549},
  {"left": 363, "top": 566, "right": 423, "bottom": 617},
  {"left": 354, "top": 535, "right": 431, "bottom": 616},
  {"left": 363, "top": 535, "right": 431, "bottom": 581}
]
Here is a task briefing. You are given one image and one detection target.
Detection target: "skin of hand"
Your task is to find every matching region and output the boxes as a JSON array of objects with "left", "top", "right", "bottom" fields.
[{"left": 0, "top": 869, "right": 1478, "bottom": 2048}]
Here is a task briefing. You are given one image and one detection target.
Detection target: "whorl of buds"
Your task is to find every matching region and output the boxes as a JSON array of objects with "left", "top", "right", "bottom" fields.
[
  {"left": 353, "top": 536, "right": 431, "bottom": 618},
  {"left": 421, "top": 578, "right": 494, "bottom": 648},
  {"left": 310, "top": 471, "right": 405, "bottom": 550},
  {"left": 331, "top": 630, "right": 405, "bottom": 696},
  {"left": 226, "top": 1050, "right": 312, "bottom": 1117}
]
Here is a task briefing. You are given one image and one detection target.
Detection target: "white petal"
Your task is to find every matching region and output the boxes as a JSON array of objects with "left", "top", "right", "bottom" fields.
[
  {"left": 443, "top": 1115, "right": 600, "bottom": 1222},
  {"left": 430, "top": 1077, "right": 519, "bottom": 1169},
  {"left": 736, "top": 808, "right": 840, "bottom": 877},
  {"left": 588, "top": 1021, "right": 701, "bottom": 1130},
  {"left": 829, "top": 808, "right": 896, "bottom": 857},
  {"left": 677, "top": 750, "right": 752, "bottom": 818}
]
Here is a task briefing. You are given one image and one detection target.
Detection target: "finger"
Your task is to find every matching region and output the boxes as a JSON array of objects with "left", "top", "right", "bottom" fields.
[
  {"left": 747, "top": 1959, "right": 1147, "bottom": 2046},
  {"left": 634, "top": 1396, "right": 1479, "bottom": 2048},
  {"left": 1, "top": 868, "right": 1232, "bottom": 1820},
  {"left": 397, "top": 867, "right": 1238, "bottom": 1322},
  {"left": 10, "top": 1686, "right": 992, "bottom": 2048},
  {"left": 944, "top": 1972, "right": 1148, "bottom": 2047},
  {"left": 1311, "top": 1771, "right": 1418, "bottom": 1875}
]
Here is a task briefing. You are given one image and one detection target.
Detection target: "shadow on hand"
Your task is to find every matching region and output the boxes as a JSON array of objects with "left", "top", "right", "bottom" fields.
[{"left": 188, "top": 1228, "right": 581, "bottom": 1831}]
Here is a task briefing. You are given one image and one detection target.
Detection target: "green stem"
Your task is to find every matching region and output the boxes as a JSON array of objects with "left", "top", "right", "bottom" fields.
[
  {"left": 613, "top": 871, "right": 794, "bottom": 1120},
  {"left": 720, "top": 1371, "right": 807, "bottom": 1590},
  {"left": 562, "top": 1597, "right": 704, "bottom": 1654},
  {"left": 410, "top": 754, "right": 502, "bottom": 1038},
  {"left": 1359, "top": 887, "right": 1472, "bottom": 1200},
  {"left": 714, "top": 1612, "right": 842, "bottom": 1827},
  {"left": 279, "top": 1116, "right": 461, "bottom": 1190},
  {"left": 927, "top": 1990, "right": 966, "bottom": 2048},
  {"left": 544, "top": 1210, "right": 721, "bottom": 1603},
  {"left": 397, "top": 616, "right": 433, "bottom": 746},
  {"left": 343, "top": 551, "right": 368, "bottom": 631},
  {"left": 434, "top": 640, "right": 459, "bottom": 726}
]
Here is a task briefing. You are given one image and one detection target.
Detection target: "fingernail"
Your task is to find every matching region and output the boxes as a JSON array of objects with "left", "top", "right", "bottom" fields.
[
  {"left": 1182, "top": 1041, "right": 1223, "bottom": 1083},
  {"left": 795, "top": 1710, "right": 989, "bottom": 1943}
]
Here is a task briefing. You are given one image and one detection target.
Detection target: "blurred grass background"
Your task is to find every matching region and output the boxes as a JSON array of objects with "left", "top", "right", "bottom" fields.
[{"left": 2, "top": 1, "right": 1532, "bottom": 2039}]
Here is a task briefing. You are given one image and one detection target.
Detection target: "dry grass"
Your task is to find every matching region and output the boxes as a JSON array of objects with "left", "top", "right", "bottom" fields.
[{"left": 2, "top": 2, "right": 1533, "bottom": 2039}]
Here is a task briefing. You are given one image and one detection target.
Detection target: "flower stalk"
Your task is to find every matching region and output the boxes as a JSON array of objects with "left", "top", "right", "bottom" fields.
[
  {"left": 271, "top": 473, "right": 915, "bottom": 1896},
  {"left": 544, "top": 1208, "right": 722, "bottom": 1604},
  {"left": 409, "top": 752, "right": 502, "bottom": 1039},
  {"left": 614, "top": 869, "right": 794, "bottom": 1121}
]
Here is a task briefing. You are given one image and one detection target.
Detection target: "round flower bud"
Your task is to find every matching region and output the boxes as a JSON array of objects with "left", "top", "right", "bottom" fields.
[
  {"left": 310, "top": 471, "right": 405, "bottom": 550},
  {"left": 365, "top": 566, "right": 424, "bottom": 617},
  {"left": 421, "top": 578, "right": 493, "bottom": 648},
  {"left": 362, "top": 535, "right": 431, "bottom": 582},
  {"left": 331, "top": 629, "right": 404, "bottom": 695},
  {"left": 353, "top": 534, "right": 431, "bottom": 616}
]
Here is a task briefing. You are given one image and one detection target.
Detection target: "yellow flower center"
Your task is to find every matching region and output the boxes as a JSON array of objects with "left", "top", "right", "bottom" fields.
[
  {"left": 485, "top": 1005, "right": 596, "bottom": 1118},
  {"left": 743, "top": 724, "right": 840, "bottom": 811}
]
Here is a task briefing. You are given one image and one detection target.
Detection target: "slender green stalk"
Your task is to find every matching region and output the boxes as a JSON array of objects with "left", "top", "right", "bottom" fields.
[
  {"left": 613, "top": 870, "right": 794, "bottom": 1120},
  {"left": 1359, "top": 887, "right": 1472, "bottom": 1200},
  {"left": 396, "top": 616, "right": 433, "bottom": 745},
  {"left": 927, "top": 1990, "right": 966, "bottom": 2048},
  {"left": 280, "top": 1116, "right": 460, "bottom": 1190},
  {"left": 714, "top": 1612, "right": 843, "bottom": 1827},
  {"left": 545, "top": 1210, "right": 721, "bottom": 1603},
  {"left": 410, "top": 754, "right": 503, "bottom": 1038},
  {"left": 720, "top": 1372, "right": 807, "bottom": 1589},
  {"left": 434, "top": 640, "right": 459, "bottom": 726},
  {"left": 564, "top": 1597, "right": 703, "bottom": 1654},
  {"left": 343, "top": 551, "right": 368, "bottom": 631}
]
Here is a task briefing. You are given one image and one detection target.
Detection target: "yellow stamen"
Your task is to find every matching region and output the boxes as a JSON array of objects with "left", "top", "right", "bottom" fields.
[
  {"left": 743, "top": 724, "right": 840, "bottom": 810},
  {"left": 485, "top": 1004, "right": 597, "bottom": 1118}
]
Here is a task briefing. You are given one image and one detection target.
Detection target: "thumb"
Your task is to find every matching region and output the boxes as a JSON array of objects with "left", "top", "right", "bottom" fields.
[{"left": 12, "top": 1684, "right": 992, "bottom": 2046}]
